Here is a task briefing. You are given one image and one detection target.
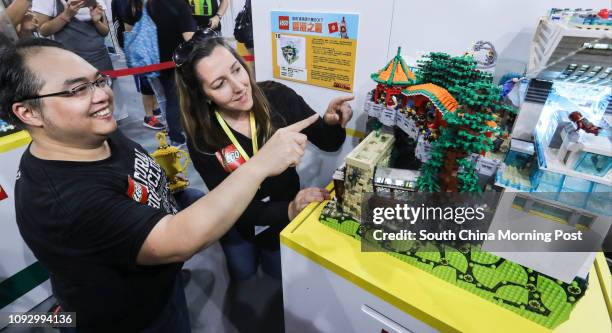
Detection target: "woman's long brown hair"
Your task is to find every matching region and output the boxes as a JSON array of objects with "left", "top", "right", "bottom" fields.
[{"left": 175, "top": 38, "right": 274, "bottom": 153}]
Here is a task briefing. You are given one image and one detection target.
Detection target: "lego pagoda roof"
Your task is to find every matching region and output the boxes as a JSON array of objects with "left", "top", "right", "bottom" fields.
[
  {"left": 402, "top": 83, "right": 459, "bottom": 114},
  {"left": 371, "top": 47, "right": 416, "bottom": 86}
]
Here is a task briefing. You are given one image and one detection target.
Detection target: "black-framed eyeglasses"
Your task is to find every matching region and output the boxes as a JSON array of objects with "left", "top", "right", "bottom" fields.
[
  {"left": 14, "top": 75, "right": 112, "bottom": 103},
  {"left": 173, "top": 28, "right": 220, "bottom": 68}
]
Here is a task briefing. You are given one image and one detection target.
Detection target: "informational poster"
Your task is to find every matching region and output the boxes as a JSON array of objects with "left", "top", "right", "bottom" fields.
[{"left": 271, "top": 11, "right": 358, "bottom": 92}]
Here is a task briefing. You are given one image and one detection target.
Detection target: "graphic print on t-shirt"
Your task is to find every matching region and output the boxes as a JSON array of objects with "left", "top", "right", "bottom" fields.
[
  {"left": 189, "top": 0, "right": 212, "bottom": 16},
  {"left": 127, "top": 175, "right": 148, "bottom": 204},
  {"left": 130, "top": 149, "right": 178, "bottom": 214}
]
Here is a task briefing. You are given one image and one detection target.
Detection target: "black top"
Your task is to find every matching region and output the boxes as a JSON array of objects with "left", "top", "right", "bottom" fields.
[
  {"left": 187, "top": 81, "right": 346, "bottom": 249},
  {"left": 15, "top": 131, "right": 181, "bottom": 332},
  {"left": 111, "top": 0, "right": 129, "bottom": 48},
  {"left": 187, "top": 0, "right": 220, "bottom": 30},
  {"left": 124, "top": 0, "right": 197, "bottom": 63}
]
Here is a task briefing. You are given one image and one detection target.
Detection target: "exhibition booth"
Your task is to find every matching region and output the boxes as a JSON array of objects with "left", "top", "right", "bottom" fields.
[{"left": 0, "top": 0, "right": 610, "bottom": 332}]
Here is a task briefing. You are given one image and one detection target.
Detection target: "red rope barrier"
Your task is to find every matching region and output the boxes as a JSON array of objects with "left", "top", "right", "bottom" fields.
[
  {"left": 101, "top": 61, "right": 176, "bottom": 78},
  {"left": 101, "top": 55, "right": 255, "bottom": 79}
]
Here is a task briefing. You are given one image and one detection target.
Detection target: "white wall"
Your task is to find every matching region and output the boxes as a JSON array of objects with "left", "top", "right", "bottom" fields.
[{"left": 389, "top": 0, "right": 610, "bottom": 82}]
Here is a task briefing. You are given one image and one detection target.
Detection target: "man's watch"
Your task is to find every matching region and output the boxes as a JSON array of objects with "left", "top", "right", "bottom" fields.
[{"left": 215, "top": 13, "right": 223, "bottom": 19}]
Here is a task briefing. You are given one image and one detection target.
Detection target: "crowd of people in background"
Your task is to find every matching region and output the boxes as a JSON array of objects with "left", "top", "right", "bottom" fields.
[{"left": 1, "top": 0, "right": 233, "bottom": 139}]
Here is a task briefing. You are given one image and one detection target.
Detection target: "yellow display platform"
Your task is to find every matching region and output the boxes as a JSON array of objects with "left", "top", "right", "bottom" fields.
[
  {"left": 0, "top": 130, "right": 30, "bottom": 153},
  {"left": 280, "top": 185, "right": 612, "bottom": 333}
]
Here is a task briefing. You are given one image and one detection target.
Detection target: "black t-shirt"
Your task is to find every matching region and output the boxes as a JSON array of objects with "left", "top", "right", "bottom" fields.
[
  {"left": 187, "top": 81, "right": 346, "bottom": 250},
  {"left": 15, "top": 131, "right": 182, "bottom": 332},
  {"left": 186, "top": 0, "right": 220, "bottom": 30},
  {"left": 124, "top": 0, "right": 197, "bottom": 63}
]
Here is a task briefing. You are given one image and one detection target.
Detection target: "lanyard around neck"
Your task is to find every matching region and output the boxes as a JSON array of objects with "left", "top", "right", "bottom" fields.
[{"left": 215, "top": 111, "right": 258, "bottom": 160}]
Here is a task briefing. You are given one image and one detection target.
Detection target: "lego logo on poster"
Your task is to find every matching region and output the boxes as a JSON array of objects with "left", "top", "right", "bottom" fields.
[
  {"left": 328, "top": 22, "right": 338, "bottom": 33},
  {"left": 279, "top": 16, "right": 290, "bottom": 30}
]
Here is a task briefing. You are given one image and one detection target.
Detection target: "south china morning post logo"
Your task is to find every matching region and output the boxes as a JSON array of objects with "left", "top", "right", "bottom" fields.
[{"left": 360, "top": 192, "right": 598, "bottom": 252}]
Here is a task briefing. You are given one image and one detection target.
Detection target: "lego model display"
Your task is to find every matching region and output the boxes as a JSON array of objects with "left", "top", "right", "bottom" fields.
[
  {"left": 490, "top": 12, "right": 612, "bottom": 283},
  {"left": 356, "top": 48, "right": 516, "bottom": 215},
  {"left": 497, "top": 80, "right": 611, "bottom": 211},
  {"left": 496, "top": 9, "right": 611, "bottom": 230},
  {"left": 320, "top": 201, "right": 588, "bottom": 329},
  {"left": 318, "top": 14, "right": 611, "bottom": 324},
  {"left": 549, "top": 8, "right": 612, "bottom": 28}
]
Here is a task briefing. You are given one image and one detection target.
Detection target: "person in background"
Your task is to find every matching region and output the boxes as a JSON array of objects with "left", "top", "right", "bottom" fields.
[
  {"left": 175, "top": 35, "right": 354, "bottom": 282},
  {"left": 187, "top": 0, "right": 229, "bottom": 32},
  {"left": 136, "top": 76, "right": 165, "bottom": 129},
  {"left": 111, "top": 0, "right": 164, "bottom": 130},
  {"left": 2, "top": 0, "right": 38, "bottom": 38},
  {"left": 32, "top": 0, "right": 113, "bottom": 71},
  {"left": 0, "top": 37, "right": 316, "bottom": 332},
  {"left": 125, "top": 0, "right": 196, "bottom": 146},
  {"left": 15, "top": 10, "right": 38, "bottom": 37},
  {"left": 232, "top": 0, "right": 252, "bottom": 53}
]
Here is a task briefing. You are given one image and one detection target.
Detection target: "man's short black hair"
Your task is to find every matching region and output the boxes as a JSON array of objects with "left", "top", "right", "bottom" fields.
[{"left": 0, "top": 38, "right": 66, "bottom": 127}]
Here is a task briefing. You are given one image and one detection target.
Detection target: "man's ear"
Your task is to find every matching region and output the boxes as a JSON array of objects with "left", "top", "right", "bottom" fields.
[{"left": 12, "top": 102, "right": 44, "bottom": 128}]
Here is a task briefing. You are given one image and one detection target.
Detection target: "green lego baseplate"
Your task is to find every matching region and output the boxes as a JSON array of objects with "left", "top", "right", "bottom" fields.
[{"left": 319, "top": 201, "right": 588, "bottom": 329}]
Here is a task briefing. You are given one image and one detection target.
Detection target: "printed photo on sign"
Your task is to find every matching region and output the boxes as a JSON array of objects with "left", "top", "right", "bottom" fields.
[
  {"left": 279, "top": 35, "right": 306, "bottom": 68},
  {"left": 277, "top": 35, "right": 307, "bottom": 81}
]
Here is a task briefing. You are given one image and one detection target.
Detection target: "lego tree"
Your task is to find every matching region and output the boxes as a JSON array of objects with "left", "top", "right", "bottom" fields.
[
  {"left": 416, "top": 52, "right": 451, "bottom": 87},
  {"left": 417, "top": 53, "right": 488, "bottom": 94},
  {"left": 418, "top": 52, "right": 517, "bottom": 120},
  {"left": 416, "top": 53, "right": 504, "bottom": 192}
]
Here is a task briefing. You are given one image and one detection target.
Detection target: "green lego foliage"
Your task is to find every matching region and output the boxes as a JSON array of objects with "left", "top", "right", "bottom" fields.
[
  {"left": 318, "top": 202, "right": 588, "bottom": 329},
  {"left": 366, "top": 116, "right": 383, "bottom": 134},
  {"left": 416, "top": 162, "right": 441, "bottom": 192},
  {"left": 458, "top": 160, "right": 480, "bottom": 192},
  {"left": 414, "top": 52, "right": 508, "bottom": 192}
]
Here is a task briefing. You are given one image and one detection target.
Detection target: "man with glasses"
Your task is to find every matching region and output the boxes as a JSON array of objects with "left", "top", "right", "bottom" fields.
[{"left": 0, "top": 37, "right": 317, "bottom": 331}]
